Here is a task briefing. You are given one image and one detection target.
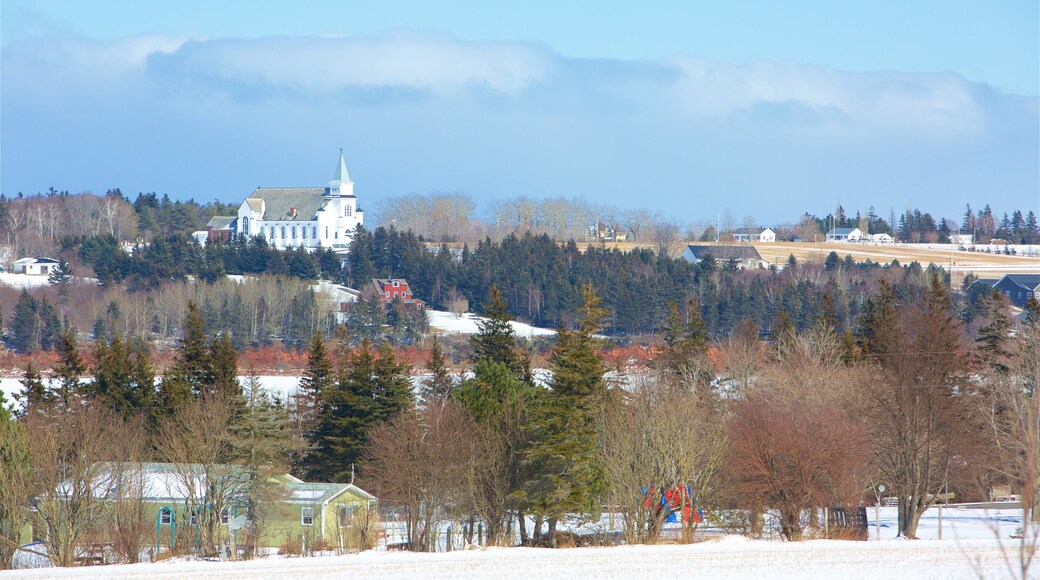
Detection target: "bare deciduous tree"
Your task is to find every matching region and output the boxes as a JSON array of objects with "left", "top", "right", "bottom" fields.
[
  {"left": 726, "top": 395, "right": 869, "bottom": 541},
  {"left": 361, "top": 403, "right": 479, "bottom": 551},
  {"left": 597, "top": 373, "right": 726, "bottom": 544},
  {"left": 24, "top": 405, "right": 127, "bottom": 567}
]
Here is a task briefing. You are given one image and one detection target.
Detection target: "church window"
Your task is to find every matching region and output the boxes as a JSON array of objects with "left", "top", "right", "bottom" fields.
[
  {"left": 313, "top": 226, "right": 317, "bottom": 239},
  {"left": 291, "top": 226, "right": 296, "bottom": 238},
  {"left": 345, "top": 205, "right": 352, "bottom": 217},
  {"left": 242, "top": 217, "right": 249, "bottom": 235},
  {"left": 281, "top": 226, "right": 286, "bottom": 238},
  {"left": 302, "top": 226, "right": 307, "bottom": 239},
  {"left": 325, "top": 227, "right": 329, "bottom": 239}
]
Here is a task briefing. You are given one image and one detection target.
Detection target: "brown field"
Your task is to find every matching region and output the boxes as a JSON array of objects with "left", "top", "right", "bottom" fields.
[{"left": 577, "top": 240, "right": 1039, "bottom": 279}]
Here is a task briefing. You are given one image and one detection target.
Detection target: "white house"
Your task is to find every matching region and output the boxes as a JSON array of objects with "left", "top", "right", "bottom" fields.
[
  {"left": 950, "top": 233, "right": 974, "bottom": 245},
  {"left": 732, "top": 227, "right": 776, "bottom": 243},
  {"left": 826, "top": 227, "right": 863, "bottom": 242},
  {"left": 237, "top": 150, "right": 364, "bottom": 251},
  {"left": 870, "top": 233, "right": 893, "bottom": 243},
  {"left": 12, "top": 257, "right": 60, "bottom": 276}
]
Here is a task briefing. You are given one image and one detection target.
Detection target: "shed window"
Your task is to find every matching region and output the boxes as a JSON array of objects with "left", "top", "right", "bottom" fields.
[
  {"left": 301, "top": 507, "right": 314, "bottom": 526},
  {"left": 160, "top": 510, "right": 173, "bottom": 525},
  {"left": 338, "top": 506, "right": 354, "bottom": 527},
  {"left": 221, "top": 508, "right": 230, "bottom": 525}
]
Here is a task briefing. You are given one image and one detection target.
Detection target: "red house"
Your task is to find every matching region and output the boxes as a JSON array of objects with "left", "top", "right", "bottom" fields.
[{"left": 370, "top": 278, "right": 426, "bottom": 310}]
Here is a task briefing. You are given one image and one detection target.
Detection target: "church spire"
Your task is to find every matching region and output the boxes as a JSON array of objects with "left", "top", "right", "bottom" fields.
[
  {"left": 332, "top": 148, "right": 351, "bottom": 184},
  {"left": 328, "top": 148, "right": 354, "bottom": 197}
]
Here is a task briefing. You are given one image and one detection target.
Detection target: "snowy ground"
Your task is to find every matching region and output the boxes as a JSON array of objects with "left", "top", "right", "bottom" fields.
[
  {"left": 0, "top": 272, "right": 54, "bottom": 289},
  {"left": 8, "top": 507, "right": 1033, "bottom": 578},
  {"left": 4, "top": 536, "right": 1027, "bottom": 579},
  {"left": 427, "top": 309, "right": 556, "bottom": 338}
]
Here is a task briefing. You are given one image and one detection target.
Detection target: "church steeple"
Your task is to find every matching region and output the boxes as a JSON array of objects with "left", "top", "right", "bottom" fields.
[{"left": 328, "top": 148, "right": 354, "bottom": 197}]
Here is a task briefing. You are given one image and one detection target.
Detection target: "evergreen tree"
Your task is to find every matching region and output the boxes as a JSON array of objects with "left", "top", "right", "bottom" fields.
[
  {"left": 420, "top": 335, "right": 455, "bottom": 406},
  {"left": 15, "top": 362, "right": 50, "bottom": 417},
  {"left": 297, "top": 333, "right": 335, "bottom": 479},
  {"left": 373, "top": 342, "right": 414, "bottom": 421},
  {"left": 975, "top": 290, "right": 1011, "bottom": 374},
  {"left": 471, "top": 286, "right": 521, "bottom": 376},
  {"left": 52, "top": 328, "right": 85, "bottom": 412},
  {"left": 1025, "top": 294, "right": 1040, "bottom": 328},
  {"left": 521, "top": 285, "right": 609, "bottom": 545},
  {"left": 174, "top": 301, "right": 213, "bottom": 399},
  {"left": 8, "top": 290, "right": 39, "bottom": 354},
  {"left": 307, "top": 340, "right": 412, "bottom": 482},
  {"left": 207, "top": 331, "right": 240, "bottom": 404}
]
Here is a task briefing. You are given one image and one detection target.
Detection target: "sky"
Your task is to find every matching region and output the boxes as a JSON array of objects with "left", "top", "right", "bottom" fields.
[{"left": 2, "top": 0, "right": 1038, "bottom": 226}]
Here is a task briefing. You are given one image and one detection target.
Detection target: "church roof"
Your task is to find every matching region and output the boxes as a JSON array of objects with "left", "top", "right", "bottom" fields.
[
  {"left": 247, "top": 188, "right": 327, "bottom": 222},
  {"left": 332, "top": 149, "right": 352, "bottom": 184}
]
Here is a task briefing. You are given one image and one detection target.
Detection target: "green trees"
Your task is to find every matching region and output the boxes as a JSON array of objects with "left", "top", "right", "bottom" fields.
[
  {"left": 420, "top": 335, "right": 455, "bottom": 407},
  {"left": 158, "top": 302, "right": 241, "bottom": 418},
  {"left": 520, "top": 285, "right": 609, "bottom": 545},
  {"left": 7, "top": 289, "right": 61, "bottom": 354},
  {"left": 304, "top": 340, "right": 414, "bottom": 482},
  {"left": 90, "top": 336, "right": 157, "bottom": 424}
]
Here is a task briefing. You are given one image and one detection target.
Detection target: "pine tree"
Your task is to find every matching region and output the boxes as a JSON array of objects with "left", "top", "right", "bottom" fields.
[
  {"left": 52, "top": 328, "right": 85, "bottom": 412},
  {"left": 8, "top": 290, "right": 39, "bottom": 354},
  {"left": 373, "top": 342, "right": 414, "bottom": 422},
  {"left": 307, "top": 339, "right": 413, "bottom": 482},
  {"left": 521, "top": 285, "right": 609, "bottom": 545},
  {"left": 207, "top": 331, "right": 241, "bottom": 404},
  {"left": 472, "top": 286, "right": 521, "bottom": 375},
  {"left": 421, "top": 335, "right": 455, "bottom": 406},
  {"left": 178, "top": 301, "right": 213, "bottom": 398},
  {"left": 15, "top": 362, "right": 51, "bottom": 417},
  {"left": 297, "top": 333, "right": 335, "bottom": 479},
  {"left": 976, "top": 290, "right": 1011, "bottom": 374},
  {"left": 91, "top": 336, "right": 157, "bottom": 423}
]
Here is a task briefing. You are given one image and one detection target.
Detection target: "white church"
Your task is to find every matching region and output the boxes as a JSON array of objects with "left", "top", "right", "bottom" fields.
[{"left": 234, "top": 150, "right": 365, "bottom": 250}]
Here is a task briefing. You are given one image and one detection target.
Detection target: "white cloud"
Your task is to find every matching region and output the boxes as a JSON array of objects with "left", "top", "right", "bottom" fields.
[
  {"left": 666, "top": 56, "right": 991, "bottom": 135},
  {"left": 147, "top": 33, "right": 555, "bottom": 97}
]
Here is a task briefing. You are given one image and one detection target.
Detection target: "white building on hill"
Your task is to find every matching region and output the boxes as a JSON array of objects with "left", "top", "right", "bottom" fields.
[{"left": 237, "top": 150, "right": 364, "bottom": 250}]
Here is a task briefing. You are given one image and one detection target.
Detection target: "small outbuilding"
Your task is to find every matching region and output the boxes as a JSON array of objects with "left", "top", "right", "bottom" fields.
[{"left": 12, "top": 257, "right": 60, "bottom": 276}]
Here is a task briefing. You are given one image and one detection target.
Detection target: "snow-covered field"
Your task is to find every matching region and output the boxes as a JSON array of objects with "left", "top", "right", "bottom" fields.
[
  {"left": 4, "top": 536, "right": 1027, "bottom": 579},
  {"left": 427, "top": 309, "right": 556, "bottom": 338},
  {"left": 7, "top": 507, "right": 1033, "bottom": 578}
]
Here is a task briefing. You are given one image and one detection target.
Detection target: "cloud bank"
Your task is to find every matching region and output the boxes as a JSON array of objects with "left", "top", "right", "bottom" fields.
[{"left": 2, "top": 32, "right": 1036, "bottom": 221}]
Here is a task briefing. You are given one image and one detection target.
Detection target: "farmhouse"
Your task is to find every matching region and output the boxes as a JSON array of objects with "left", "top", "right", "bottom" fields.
[
  {"left": 371, "top": 278, "right": 426, "bottom": 310},
  {"left": 992, "top": 274, "right": 1040, "bottom": 308},
  {"left": 681, "top": 244, "right": 765, "bottom": 269},
  {"left": 732, "top": 227, "right": 776, "bottom": 243},
  {"left": 826, "top": 227, "right": 863, "bottom": 242},
  {"left": 870, "top": 233, "right": 893, "bottom": 243},
  {"left": 12, "top": 257, "right": 60, "bottom": 276},
  {"left": 236, "top": 150, "right": 364, "bottom": 251}
]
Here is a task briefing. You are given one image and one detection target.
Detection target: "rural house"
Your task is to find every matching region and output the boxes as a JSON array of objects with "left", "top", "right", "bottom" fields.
[
  {"left": 732, "top": 227, "right": 776, "bottom": 243},
  {"left": 681, "top": 244, "right": 765, "bottom": 269},
  {"left": 825, "top": 227, "right": 863, "bottom": 242},
  {"left": 370, "top": 278, "right": 426, "bottom": 310},
  {"left": 991, "top": 274, "right": 1040, "bottom": 308},
  {"left": 11, "top": 257, "right": 60, "bottom": 276}
]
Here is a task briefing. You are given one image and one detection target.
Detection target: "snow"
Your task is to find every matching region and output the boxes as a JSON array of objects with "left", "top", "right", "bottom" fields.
[
  {"left": 0, "top": 272, "right": 52, "bottom": 289},
  {"left": 427, "top": 310, "right": 556, "bottom": 338},
  {"left": 4, "top": 535, "right": 1026, "bottom": 579},
  {"left": 6, "top": 506, "right": 1032, "bottom": 578}
]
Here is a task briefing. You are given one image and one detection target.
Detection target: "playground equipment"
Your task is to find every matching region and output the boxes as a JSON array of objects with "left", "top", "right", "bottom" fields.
[{"left": 642, "top": 484, "right": 704, "bottom": 524}]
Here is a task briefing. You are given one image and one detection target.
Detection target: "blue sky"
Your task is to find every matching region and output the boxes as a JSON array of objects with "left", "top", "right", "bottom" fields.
[{"left": 2, "top": 0, "right": 1037, "bottom": 225}]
